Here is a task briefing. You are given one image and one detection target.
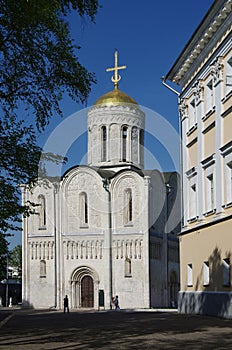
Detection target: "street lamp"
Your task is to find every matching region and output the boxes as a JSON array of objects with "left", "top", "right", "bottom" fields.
[{"left": 102, "top": 178, "right": 113, "bottom": 309}]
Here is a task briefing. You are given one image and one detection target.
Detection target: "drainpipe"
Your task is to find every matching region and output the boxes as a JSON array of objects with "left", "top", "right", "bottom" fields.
[
  {"left": 161, "top": 76, "right": 183, "bottom": 229},
  {"left": 102, "top": 178, "right": 113, "bottom": 309},
  {"left": 161, "top": 77, "right": 180, "bottom": 96},
  {"left": 162, "top": 76, "right": 183, "bottom": 308}
]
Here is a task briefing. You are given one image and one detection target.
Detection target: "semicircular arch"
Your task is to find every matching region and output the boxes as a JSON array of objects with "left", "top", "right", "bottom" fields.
[{"left": 70, "top": 265, "right": 100, "bottom": 284}]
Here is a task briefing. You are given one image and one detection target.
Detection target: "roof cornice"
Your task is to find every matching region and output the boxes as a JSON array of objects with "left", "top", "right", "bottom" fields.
[{"left": 166, "top": 0, "right": 232, "bottom": 87}]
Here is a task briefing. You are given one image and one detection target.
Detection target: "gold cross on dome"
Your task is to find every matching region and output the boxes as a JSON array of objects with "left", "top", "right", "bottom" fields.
[{"left": 106, "top": 49, "right": 127, "bottom": 89}]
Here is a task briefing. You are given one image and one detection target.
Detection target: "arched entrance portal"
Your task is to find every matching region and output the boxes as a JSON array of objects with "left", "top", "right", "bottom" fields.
[
  {"left": 81, "top": 275, "right": 94, "bottom": 307},
  {"left": 70, "top": 266, "right": 99, "bottom": 309}
]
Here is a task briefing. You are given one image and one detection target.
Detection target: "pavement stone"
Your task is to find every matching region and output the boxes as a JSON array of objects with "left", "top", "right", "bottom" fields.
[{"left": 0, "top": 308, "right": 231, "bottom": 349}]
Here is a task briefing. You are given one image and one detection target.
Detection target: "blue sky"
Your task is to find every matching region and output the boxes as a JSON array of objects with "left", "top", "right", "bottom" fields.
[{"left": 8, "top": 0, "right": 214, "bottom": 248}]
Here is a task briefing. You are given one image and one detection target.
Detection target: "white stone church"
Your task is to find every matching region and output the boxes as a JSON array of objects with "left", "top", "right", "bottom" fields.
[{"left": 22, "top": 51, "right": 180, "bottom": 310}]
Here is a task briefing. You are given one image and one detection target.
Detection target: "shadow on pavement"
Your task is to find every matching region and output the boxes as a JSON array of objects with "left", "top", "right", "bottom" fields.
[{"left": 0, "top": 310, "right": 232, "bottom": 349}]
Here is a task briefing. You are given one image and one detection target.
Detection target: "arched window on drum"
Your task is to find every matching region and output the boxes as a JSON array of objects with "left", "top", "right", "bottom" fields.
[
  {"left": 101, "top": 126, "right": 107, "bottom": 162},
  {"left": 122, "top": 126, "right": 128, "bottom": 162}
]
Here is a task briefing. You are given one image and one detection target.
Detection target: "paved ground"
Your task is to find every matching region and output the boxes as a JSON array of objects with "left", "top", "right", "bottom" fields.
[{"left": 0, "top": 308, "right": 232, "bottom": 349}]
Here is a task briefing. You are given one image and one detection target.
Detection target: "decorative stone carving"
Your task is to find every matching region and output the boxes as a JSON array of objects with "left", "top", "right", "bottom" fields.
[
  {"left": 178, "top": 99, "right": 188, "bottom": 121},
  {"left": 194, "top": 80, "right": 204, "bottom": 103},
  {"left": 210, "top": 57, "right": 223, "bottom": 86}
]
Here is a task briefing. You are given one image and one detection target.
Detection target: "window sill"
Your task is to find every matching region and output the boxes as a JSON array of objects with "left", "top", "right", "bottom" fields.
[
  {"left": 204, "top": 209, "right": 216, "bottom": 217},
  {"left": 80, "top": 224, "right": 89, "bottom": 229},
  {"left": 187, "top": 217, "right": 198, "bottom": 223},
  {"left": 223, "top": 202, "right": 232, "bottom": 209},
  {"left": 186, "top": 123, "right": 197, "bottom": 136},
  {"left": 202, "top": 106, "right": 215, "bottom": 121},
  {"left": 124, "top": 222, "right": 133, "bottom": 227},
  {"left": 124, "top": 274, "right": 132, "bottom": 278},
  {"left": 39, "top": 227, "right": 47, "bottom": 230},
  {"left": 221, "top": 89, "right": 232, "bottom": 104},
  {"left": 40, "top": 275, "right": 46, "bottom": 278}
]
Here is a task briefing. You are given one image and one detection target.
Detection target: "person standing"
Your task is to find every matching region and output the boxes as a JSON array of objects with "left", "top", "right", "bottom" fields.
[
  {"left": 63, "top": 295, "right": 69, "bottom": 313},
  {"left": 114, "top": 295, "right": 120, "bottom": 310}
]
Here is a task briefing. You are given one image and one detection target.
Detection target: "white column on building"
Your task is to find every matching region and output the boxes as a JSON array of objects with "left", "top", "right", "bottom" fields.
[
  {"left": 212, "top": 57, "right": 224, "bottom": 216},
  {"left": 195, "top": 80, "right": 204, "bottom": 221},
  {"left": 128, "top": 126, "right": 132, "bottom": 162},
  {"left": 179, "top": 99, "right": 188, "bottom": 227},
  {"left": 143, "top": 176, "right": 151, "bottom": 308},
  {"left": 102, "top": 179, "right": 113, "bottom": 309}
]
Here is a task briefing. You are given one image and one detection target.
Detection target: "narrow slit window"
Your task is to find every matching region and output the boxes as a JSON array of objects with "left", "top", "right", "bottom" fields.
[
  {"left": 80, "top": 192, "right": 88, "bottom": 226},
  {"left": 102, "top": 126, "right": 107, "bottom": 162},
  {"left": 122, "top": 126, "right": 128, "bottom": 162},
  {"left": 40, "top": 260, "right": 46, "bottom": 278},
  {"left": 125, "top": 258, "right": 132, "bottom": 277},
  {"left": 38, "top": 195, "right": 46, "bottom": 228},
  {"left": 125, "top": 189, "right": 132, "bottom": 224}
]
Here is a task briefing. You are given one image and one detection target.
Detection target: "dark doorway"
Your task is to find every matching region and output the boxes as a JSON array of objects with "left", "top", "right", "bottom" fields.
[
  {"left": 81, "top": 275, "right": 94, "bottom": 307},
  {"left": 170, "top": 271, "right": 178, "bottom": 307}
]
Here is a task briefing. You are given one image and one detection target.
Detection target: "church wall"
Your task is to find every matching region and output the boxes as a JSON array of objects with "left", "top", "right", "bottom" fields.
[
  {"left": 27, "top": 250, "right": 55, "bottom": 308},
  {"left": 27, "top": 180, "right": 54, "bottom": 235},
  {"left": 59, "top": 168, "right": 151, "bottom": 310},
  {"left": 112, "top": 235, "right": 146, "bottom": 308}
]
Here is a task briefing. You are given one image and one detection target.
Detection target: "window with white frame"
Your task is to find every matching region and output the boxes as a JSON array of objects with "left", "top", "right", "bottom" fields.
[
  {"left": 222, "top": 258, "right": 230, "bottom": 287},
  {"left": 203, "top": 261, "right": 210, "bottom": 286},
  {"left": 225, "top": 161, "right": 232, "bottom": 205},
  {"left": 221, "top": 143, "right": 232, "bottom": 206},
  {"left": 206, "top": 174, "right": 214, "bottom": 212},
  {"left": 189, "top": 98, "right": 196, "bottom": 130},
  {"left": 203, "top": 160, "right": 215, "bottom": 214},
  {"left": 225, "top": 56, "right": 232, "bottom": 96},
  {"left": 187, "top": 264, "right": 193, "bottom": 286},
  {"left": 187, "top": 170, "right": 197, "bottom": 221},
  {"left": 189, "top": 183, "right": 197, "bottom": 220},
  {"left": 205, "top": 78, "right": 214, "bottom": 114}
]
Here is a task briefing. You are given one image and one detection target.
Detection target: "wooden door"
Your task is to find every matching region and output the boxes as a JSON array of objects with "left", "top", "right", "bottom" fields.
[{"left": 81, "top": 276, "right": 94, "bottom": 307}]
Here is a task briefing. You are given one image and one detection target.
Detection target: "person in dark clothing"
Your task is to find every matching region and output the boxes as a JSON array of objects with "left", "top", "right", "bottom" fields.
[
  {"left": 64, "top": 295, "right": 69, "bottom": 313},
  {"left": 114, "top": 295, "right": 120, "bottom": 310}
]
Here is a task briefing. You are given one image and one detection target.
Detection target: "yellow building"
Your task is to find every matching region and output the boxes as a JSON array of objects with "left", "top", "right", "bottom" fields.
[{"left": 165, "top": 0, "right": 232, "bottom": 317}]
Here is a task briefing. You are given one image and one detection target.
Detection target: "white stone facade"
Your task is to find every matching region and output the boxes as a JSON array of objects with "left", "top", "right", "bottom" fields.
[{"left": 22, "top": 93, "right": 180, "bottom": 310}]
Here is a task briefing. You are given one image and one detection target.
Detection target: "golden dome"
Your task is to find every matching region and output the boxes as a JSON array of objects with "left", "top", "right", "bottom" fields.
[{"left": 94, "top": 89, "right": 138, "bottom": 107}]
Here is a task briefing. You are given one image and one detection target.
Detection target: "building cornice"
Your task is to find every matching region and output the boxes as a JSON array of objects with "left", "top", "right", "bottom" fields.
[{"left": 166, "top": 0, "right": 232, "bottom": 88}]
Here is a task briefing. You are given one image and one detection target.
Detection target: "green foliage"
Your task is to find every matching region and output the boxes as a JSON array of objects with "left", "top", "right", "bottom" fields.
[
  {"left": 0, "top": 0, "right": 99, "bottom": 241},
  {"left": 0, "top": 235, "right": 8, "bottom": 280},
  {"left": 0, "top": 0, "right": 99, "bottom": 130},
  {"left": 9, "top": 245, "right": 22, "bottom": 271}
]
